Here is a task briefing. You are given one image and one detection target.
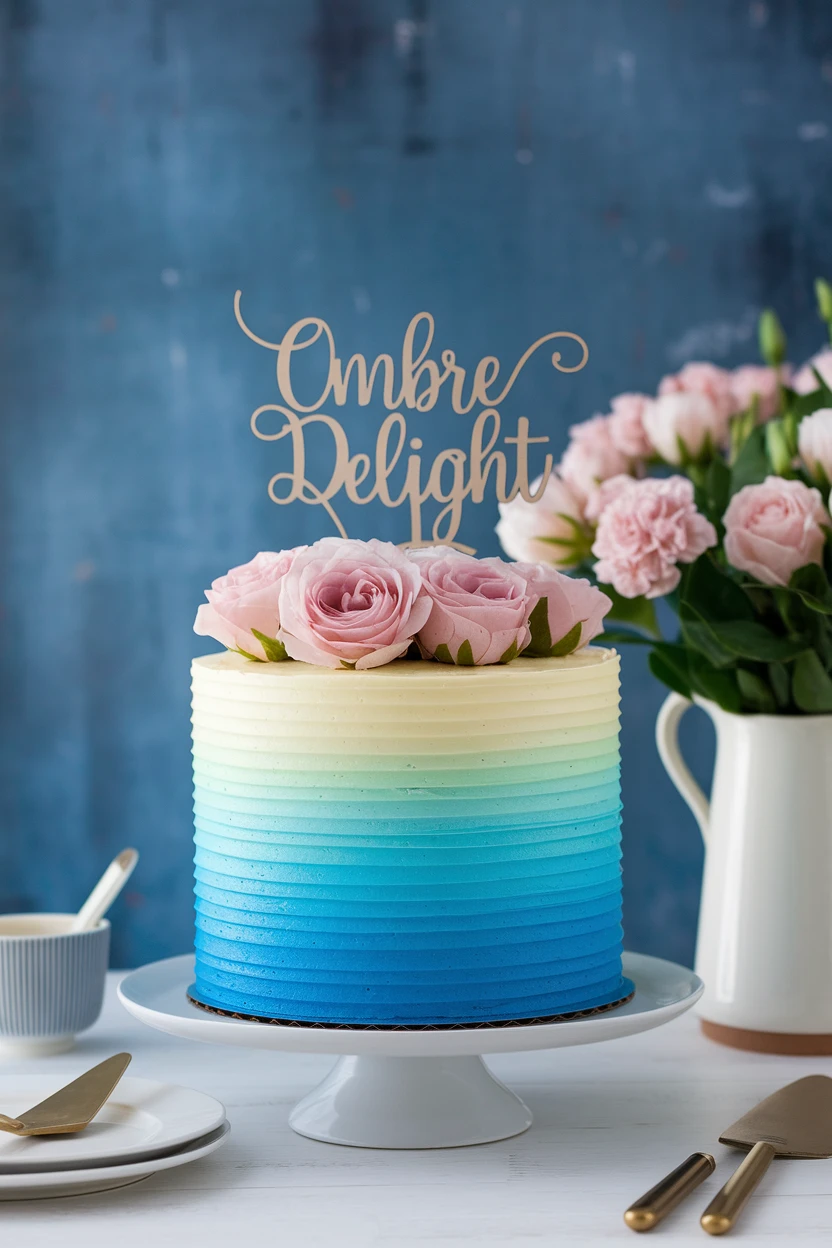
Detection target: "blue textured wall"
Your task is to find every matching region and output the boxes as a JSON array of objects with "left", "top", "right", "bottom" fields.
[{"left": 2, "top": 1, "right": 831, "bottom": 968}]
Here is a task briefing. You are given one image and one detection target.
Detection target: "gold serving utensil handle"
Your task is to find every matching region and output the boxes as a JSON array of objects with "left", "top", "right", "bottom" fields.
[
  {"left": 701, "top": 1140, "right": 778, "bottom": 1236},
  {"left": 625, "top": 1152, "right": 715, "bottom": 1231},
  {"left": 0, "top": 1114, "right": 26, "bottom": 1135}
]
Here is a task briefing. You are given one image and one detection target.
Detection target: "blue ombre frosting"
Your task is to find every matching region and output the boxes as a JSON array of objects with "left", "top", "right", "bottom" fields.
[{"left": 190, "top": 649, "right": 628, "bottom": 1025}]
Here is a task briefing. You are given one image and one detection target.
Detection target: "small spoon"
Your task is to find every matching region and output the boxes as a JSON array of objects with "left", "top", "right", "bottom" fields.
[{"left": 70, "top": 849, "right": 139, "bottom": 933}]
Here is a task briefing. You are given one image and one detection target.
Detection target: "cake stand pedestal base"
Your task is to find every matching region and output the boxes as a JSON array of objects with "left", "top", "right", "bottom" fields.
[{"left": 289, "top": 1054, "right": 532, "bottom": 1149}]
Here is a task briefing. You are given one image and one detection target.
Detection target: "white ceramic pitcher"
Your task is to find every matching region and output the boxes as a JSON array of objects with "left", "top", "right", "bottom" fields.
[{"left": 656, "top": 692, "right": 832, "bottom": 1053}]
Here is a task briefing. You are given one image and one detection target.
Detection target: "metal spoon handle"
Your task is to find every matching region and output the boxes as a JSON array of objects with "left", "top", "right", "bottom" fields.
[
  {"left": 625, "top": 1151, "right": 715, "bottom": 1231},
  {"left": 701, "top": 1140, "right": 777, "bottom": 1236}
]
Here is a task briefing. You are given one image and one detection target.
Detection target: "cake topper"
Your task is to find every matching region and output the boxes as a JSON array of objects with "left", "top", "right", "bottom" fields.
[{"left": 235, "top": 292, "right": 588, "bottom": 553}]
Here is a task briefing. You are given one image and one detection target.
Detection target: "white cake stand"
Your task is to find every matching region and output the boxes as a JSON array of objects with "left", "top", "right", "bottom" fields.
[{"left": 118, "top": 952, "right": 702, "bottom": 1149}]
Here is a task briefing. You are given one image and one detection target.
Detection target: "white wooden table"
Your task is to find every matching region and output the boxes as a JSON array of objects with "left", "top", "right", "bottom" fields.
[{"left": 3, "top": 972, "right": 832, "bottom": 1245}]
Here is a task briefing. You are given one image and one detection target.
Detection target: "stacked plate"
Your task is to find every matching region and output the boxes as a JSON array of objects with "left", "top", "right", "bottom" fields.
[{"left": 0, "top": 1076, "right": 228, "bottom": 1200}]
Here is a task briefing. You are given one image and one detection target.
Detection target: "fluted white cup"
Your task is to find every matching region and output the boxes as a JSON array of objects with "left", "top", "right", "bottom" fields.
[{"left": 0, "top": 914, "right": 110, "bottom": 1057}]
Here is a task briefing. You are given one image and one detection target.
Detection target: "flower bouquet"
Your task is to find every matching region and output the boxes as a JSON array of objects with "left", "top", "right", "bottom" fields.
[{"left": 497, "top": 280, "right": 832, "bottom": 715}]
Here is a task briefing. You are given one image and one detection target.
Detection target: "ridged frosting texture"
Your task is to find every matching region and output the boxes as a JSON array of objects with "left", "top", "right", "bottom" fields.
[{"left": 190, "top": 648, "right": 626, "bottom": 1025}]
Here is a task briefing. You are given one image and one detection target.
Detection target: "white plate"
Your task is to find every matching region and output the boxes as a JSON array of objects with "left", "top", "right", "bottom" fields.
[
  {"left": 0, "top": 1076, "right": 225, "bottom": 1172},
  {"left": 0, "top": 1121, "right": 229, "bottom": 1201},
  {"left": 118, "top": 952, "right": 703, "bottom": 1057}
]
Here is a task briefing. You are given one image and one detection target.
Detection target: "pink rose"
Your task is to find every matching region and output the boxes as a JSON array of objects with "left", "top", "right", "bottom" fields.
[
  {"left": 607, "top": 393, "right": 654, "bottom": 459},
  {"left": 410, "top": 548, "right": 531, "bottom": 665},
  {"left": 730, "top": 365, "right": 784, "bottom": 422},
  {"left": 193, "top": 548, "right": 304, "bottom": 661},
  {"left": 724, "top": 476, "right": 830, "bottom": 587},
  {"left": 658, "top": 361, "right": 737, "bottom": 420},
  {"left": 591, "top": 476, "right": 717, "bottom": 599},
  {"left": 799, "top": 408, "right": 832, "bottom": 480},
  {"left": 793, "top": 349, "right": 832, "bottom": 396},
  {"left": 496, "top": 473, "right": 585, "bottom": 569},
  {"left": 559, "top": 414, "right": 631, "bottom": 514},
  {"left": 642, "top": 392, "right": 727, "bottom": 464},
  {"left": 277, "top": 538, "right": 432, "bottom": 669},
  {"left": 513, "top": 563, "right": 611, "bottom": 652}
]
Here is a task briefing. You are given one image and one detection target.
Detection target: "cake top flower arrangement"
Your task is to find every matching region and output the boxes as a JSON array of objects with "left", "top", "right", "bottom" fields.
[
  {"left": 194, "top": 538, "right": 612, "bottom": 670},
  {"left": 497, "top": 278, "right": 832, "bottom": 715}
]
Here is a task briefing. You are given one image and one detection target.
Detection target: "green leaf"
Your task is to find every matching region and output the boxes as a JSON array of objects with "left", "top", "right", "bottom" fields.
[
  {"left": 339, "top": 659, "right": 356, "bottom": 670},
  {"left": 730, "top": 425, "right": 769, "bottom": 495},
  {"left": 649, "top": 649, "right": 692, "bottom": 699},
  {"left": 688, "top": 656, "right": 742, "bottom": 712},
  {"left": 456, "top": 639, "right": 476, "bottom": 666},
  {"left": 788, "top": 564, "right": 832, "bottom": 614},
  {"left": 813, "top": 367, "right": 832, "bottom": 405},
  {"left": 251, "top": 629, "right": 289, "bottom": 663},
  {"left": 498, "top": 639, "right": 519, "bottom": 664},
  {"left": 551, "top": 621, "right": 583, "bottom": 657},
  {"left": 598, "top": 629, "right": 654, "bottom": 646},
  {"left": 736, "top": 668, "right": 776, "bottom": 713},
  {"left": 773, "top": 586, "right": 809, "bottom": 634},
  {"left": 705, "top": 620, "right": 808, "bottom": 662},
  {"left": 768, "top": 661, "right": 792, "bottom": 710},
  {"left": 601, "top": 585, "right": 661, "bottom": 638},
  {"left": 680, "top": 613, "right": 736, "bottom": 668},
  {"left": 792, "top": 651, "right": 832, "bottom": 712},
  {"left": 728, "top": 408, "right": 758, "bottom": 466},
  {"left": 525, "top": 596, "right": 553, "bottom": 656},
  {"left": 784, "top": 385, "right": 832, "bottom": 421},
  {"left": 433, "top": 643, "right": 454, "bottom": 664},
  {"left": 815, "top": 618, "right": 832, "bottom": 669},
  {"left": 233, "top": 646, "right": 262, "bottom": 663},
  {"left": 699, "top": 456, "right": 731, "bottom": 528},
  {"left": 681, "top": 555, "right": 755, "bottom": 623}
]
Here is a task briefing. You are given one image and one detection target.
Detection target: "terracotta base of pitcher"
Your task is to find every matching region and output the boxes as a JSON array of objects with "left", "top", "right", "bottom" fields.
[{"left": 701, "top": 1019, "right": 832, "bottom": 1055}]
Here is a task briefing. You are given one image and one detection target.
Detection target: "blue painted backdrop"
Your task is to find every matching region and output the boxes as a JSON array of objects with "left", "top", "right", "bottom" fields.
[{"left": 2, "top": 1, "right": 831, "bottom": 968}]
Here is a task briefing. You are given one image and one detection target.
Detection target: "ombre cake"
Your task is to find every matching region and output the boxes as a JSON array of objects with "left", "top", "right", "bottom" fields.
[{"left": 189, "top": 646, "right": 630, "bottom": 1026}]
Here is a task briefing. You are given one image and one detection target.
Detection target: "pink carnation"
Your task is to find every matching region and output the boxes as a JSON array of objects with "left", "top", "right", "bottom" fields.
[
  {"left": 277, "top": 538, "right": 432, "bottom": 669},
  {"left": 559, "top": 414, "right": 631, "bottom": 515},
  {"left": 495, "top": 473, "right": 585, "bottom": 569},
  {"left": 410, "top": 548, "right": 531, "bottom": 665},
  {"left": 591, "top": 477, "right": 717, "bottom": 599},
  {"left": 793, "top": 349, "right": 832, "bottom": 396},
  {"left": 607, "top": 393, "right": 654, "bottom": 459},
  {"left": 658, "top": 361, "right": 737, "bottom": 420},
  {"left": 585, "top": 473, "right": 640, "bottom": 523},
  {"left": 730, "top": 365, "right": 784, "bottom": 422},
  {"left": 724, "top": 476, "right": 830, "bottom": 587},
  {"left": 513, "top": 563, "right": 611, "bottom": 651},
  {"left": 193, "top": 548, "right": 304, "bottom": 660}
]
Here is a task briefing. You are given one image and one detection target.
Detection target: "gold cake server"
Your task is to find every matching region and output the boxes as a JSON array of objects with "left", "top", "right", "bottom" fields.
[
  {"left": 0, "top": 1052, "right": 131, "bottom": 1136},
  {"left": 701, "top": 1074, "right": 832, "bottom": 1235}
]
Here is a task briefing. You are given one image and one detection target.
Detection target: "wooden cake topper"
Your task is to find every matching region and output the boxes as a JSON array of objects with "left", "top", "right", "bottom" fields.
[{"left": 235, "top": 292, "right": 588, "bottom": 553}]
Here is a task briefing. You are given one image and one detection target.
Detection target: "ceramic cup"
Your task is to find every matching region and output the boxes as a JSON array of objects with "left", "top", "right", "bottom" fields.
[{"left": 0, "top": 914, "right": 110, "bottom": 1057}]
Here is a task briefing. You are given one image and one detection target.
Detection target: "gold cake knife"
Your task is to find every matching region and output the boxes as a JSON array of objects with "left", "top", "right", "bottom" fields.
[
  {"left": 624, "top": 1151, "right": 715, "bottom": 1230},
  {"left": 0, "top": 1052, "right": 131, "bottom": 1136}
]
